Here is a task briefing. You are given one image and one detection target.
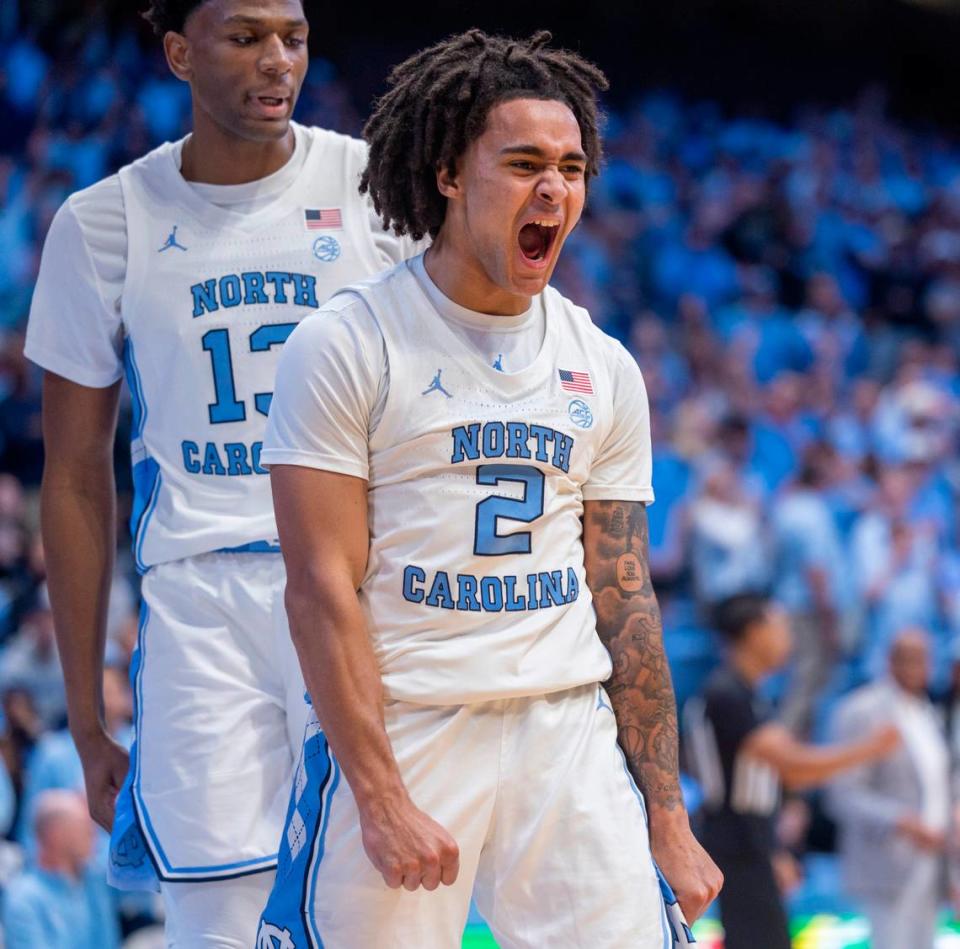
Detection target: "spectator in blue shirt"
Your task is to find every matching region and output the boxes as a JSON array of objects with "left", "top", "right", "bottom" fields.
[
  {"left": 851, "top": 465, "right": 942, "bottom": 682},
  {"left": 689, "top": 457, "right": 769, "bottom": 607},
  {"left": 19, "top": 666, "right": 132, "bottom": 854},
  {"left": 771, "top": 444, "right": 848, "bottom": 736},
  {"left": 2, "top": 789, "right": 119, "bottom": 949}
]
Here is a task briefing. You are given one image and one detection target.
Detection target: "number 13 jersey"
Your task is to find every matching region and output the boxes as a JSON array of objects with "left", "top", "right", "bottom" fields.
[
  {"left": 26, "top": 124, "right": 419, "bottom": 571},
  {"left": 263, "top": 258, "right": 655, "bottom": 704}
]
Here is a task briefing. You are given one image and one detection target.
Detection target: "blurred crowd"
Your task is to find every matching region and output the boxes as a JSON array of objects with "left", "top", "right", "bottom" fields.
[{"left": 2, "top": 10, "right": 960, "bottom": 946}]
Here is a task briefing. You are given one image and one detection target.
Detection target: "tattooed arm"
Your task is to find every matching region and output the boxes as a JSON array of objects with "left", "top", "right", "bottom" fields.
[{"left": 583, "top": 500, "right": 722, "bottom": 921}]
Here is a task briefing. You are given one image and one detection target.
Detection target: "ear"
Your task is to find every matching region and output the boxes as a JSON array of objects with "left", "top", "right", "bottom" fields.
[
  {"left": 436, "top": 160, "right": 460, "bottom": 200},
  {"left": 164, "top": 31, "right": 192, "bottom": 83}
]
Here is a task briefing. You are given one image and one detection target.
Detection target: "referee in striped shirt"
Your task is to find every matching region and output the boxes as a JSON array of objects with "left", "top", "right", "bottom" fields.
[{"left": 684, "top": 594, "right": 901, "bottom": 949}]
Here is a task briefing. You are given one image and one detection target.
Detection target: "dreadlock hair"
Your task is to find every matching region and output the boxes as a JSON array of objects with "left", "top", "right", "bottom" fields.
[
  {"left": 361, "top": 29, "right": 609, "bottom": 241},
  {"left": 142, "top": 0, "right": 209, "bottom": 36}
]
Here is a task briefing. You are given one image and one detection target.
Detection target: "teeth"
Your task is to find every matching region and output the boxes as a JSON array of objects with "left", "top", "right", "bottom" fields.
[{"left": 532, "top": 220, "right": 559, "bottom": 227}]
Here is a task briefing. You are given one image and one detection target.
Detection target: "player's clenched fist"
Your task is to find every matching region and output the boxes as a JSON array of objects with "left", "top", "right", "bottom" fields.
[
  {"left": 75, "top": 730, "right": 129, "bottom": 832},
  {"left": 358, "top": 794, "right": 460, "bottom": 891}
]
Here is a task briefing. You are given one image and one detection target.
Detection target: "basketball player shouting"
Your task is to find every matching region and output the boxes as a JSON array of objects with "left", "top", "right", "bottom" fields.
[
  {"left": 257, "top": 30, "right": 722, "bottom": 948},
  {"left": 27, "top": 1, "right": 419, "bottom": 944}
]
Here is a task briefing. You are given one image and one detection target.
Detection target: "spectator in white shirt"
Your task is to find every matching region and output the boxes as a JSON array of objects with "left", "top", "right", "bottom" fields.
[{"left": 828, "top": 628, "right": 953, "bottom": 949}]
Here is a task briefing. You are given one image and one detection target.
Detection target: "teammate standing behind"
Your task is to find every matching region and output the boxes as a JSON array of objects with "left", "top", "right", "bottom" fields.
[
  {"left": 257, "top": 30, "right": 721, "bottom": 948},
  {"left": 27, "top": 1, "right": 419, "bottom": 945}
]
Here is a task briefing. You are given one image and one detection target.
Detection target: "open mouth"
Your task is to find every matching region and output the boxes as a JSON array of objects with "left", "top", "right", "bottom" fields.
[
  {"left": 249, "top": 94, "right": 289, "bottom": 117},
  {"left": 518, "top": 220, "right": 560, "bottom": 263}
]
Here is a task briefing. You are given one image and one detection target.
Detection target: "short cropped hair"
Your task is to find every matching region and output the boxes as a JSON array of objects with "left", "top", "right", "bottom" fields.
[
  {"left": 142, "top": 0, "right": 209, "bottom": 36},
  {"left": 712, "top": 594, "right": 771, "bottom": 642}
]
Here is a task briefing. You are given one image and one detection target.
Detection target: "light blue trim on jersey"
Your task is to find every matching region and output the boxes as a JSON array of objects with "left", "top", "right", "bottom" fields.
[
  {"left": 306, "top": 750, "right": 341, "bottom": 949},
  {"left": 132, "top": 468, "right": 161, "bottom": 575},
  {"left": 108, "top": 602, "right": 160, "bottom": 891},
  {"left": 123, "top": 339, "right": 163, "bottom": 574},
  {"left": 126, "top": 599, "right": 279, "bottom": 881},
  {"left": 614, "top": 742, "right": 677, "bottom": 948},
  {"left": 256, "top": 721, "right": 340, "bottom": 949},
  {"left": 123, "top": 338, "right": 148, "bottom": 441},
  {"left": 216, "top": 540, "right": 282, "bottom": 554}
]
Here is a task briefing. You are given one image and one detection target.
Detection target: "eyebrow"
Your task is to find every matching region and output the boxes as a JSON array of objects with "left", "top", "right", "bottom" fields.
[
  {"left": 500, "top": 144, "right": 587, "bottom": 163},
  {"left": 223, "top": 14, "right": 309, "bottom": 27}
]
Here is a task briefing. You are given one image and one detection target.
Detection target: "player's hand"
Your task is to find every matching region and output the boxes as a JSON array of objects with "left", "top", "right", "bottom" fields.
[
  {"left": 75, "top": 728, "right": 129, "bottom": 832},
  {"left": 897, "top": 813, "right": 946, "bottom": 853},
  {"left": 650, "top": 814, "right": 723, "bottom": 923},
  {"left": 357, "top": 793, "right": 460, "bottom": 891}
]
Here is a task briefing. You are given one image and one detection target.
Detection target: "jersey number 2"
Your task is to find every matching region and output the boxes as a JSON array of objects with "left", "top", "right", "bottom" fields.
[
  {"left": 202, "top": 324, "right": 296, "bottom": 424},
  {"left": 474, "top": 464, "right": 544, "bottom": 556}
]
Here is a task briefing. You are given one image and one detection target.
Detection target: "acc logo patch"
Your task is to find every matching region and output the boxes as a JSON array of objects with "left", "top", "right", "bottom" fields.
[
  {"left": 312, "top": 235, "right": 341, "bottom": 262},
  {"left": 257, "top": 921, "right": 296, "bottom": 949},
  {"left": 568, "top": 398, "right": 593, "bottom": 429}
]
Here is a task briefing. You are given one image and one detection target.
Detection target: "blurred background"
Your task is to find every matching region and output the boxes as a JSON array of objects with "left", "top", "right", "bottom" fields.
[{"left": 5, "top": 0, "right": 960, "bottom": 945}]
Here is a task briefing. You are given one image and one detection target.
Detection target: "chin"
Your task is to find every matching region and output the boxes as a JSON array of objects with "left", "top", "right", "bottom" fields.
[{"left": 234, "top": 116, "right": 292, "bottom": 143}]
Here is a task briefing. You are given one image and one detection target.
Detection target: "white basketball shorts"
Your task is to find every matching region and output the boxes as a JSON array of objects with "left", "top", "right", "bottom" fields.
[
  {"left": 109, "top": 551, "right": 307, "bottom": 887},
  {"left": 256, "top": 682, "right": 679, "bottom": 948}
]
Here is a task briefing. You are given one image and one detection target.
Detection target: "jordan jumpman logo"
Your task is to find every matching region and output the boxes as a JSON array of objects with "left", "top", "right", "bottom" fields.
[
  {"left": 422, "top": 369, "right": 452, "bottom": 398},
  {"left": 158, "top": 225, "right": 188, "bottom": 252}
]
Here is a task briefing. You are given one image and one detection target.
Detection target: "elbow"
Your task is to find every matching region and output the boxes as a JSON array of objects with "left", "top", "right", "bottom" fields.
[
  {"left": 284, "top": 574, "right": 328, "bottom": 624},
  {"left": 282, "top": 565, "right": 352, "bottom": 642}
]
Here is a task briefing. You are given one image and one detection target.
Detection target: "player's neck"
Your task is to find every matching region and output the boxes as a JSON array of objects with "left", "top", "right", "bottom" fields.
[
  {"left": 424, "top": 235, "right": 532, "bottom": 317},
  {"left": 180, "top": 114, "right": 296, "bottom": 186}
]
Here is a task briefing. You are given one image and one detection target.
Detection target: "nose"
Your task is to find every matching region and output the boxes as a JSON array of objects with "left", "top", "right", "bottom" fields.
[
  {"left": 535, "top": 165, "right": 565, "bottom": 206},
  {"left": 258, "top": 34, "right": 293, "bottom": 76}
]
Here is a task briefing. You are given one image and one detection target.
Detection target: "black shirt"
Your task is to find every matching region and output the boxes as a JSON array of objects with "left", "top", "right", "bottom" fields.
[{"left": 684, "top": 666, "right": 780, "bottom": 858}]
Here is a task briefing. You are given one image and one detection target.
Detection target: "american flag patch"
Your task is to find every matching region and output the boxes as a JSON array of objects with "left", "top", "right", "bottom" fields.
[
  {"left": 304, "top": 208, "right": 342, "bottom": 230},
  {"left": 559, "top": 369, "right": 594, "bottom": 394}
]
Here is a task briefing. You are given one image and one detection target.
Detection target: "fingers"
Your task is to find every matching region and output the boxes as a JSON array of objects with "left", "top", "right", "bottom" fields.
[
  {"left": 89, "top": 796, "right": 115, "bottom": 833},
  {"left": 678, "top": 868, "right": 724, "bottom": 922},
  {"left": 378, "top": 839, "right": 460, "bottom": 892},
  {"left": 420, "top": 851, "right": 442, "bottom": 892},
  {"left": 439, "top": 840, "right": 460, "bottom": 887},
  {"left": 402, "top": 861, "right": 423, "bottom": 892},
  {"left": 84, "top": 775, "right": 118, "bottom": 833}
]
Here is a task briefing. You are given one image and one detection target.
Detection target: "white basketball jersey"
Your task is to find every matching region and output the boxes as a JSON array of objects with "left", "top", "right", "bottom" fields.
[
  {"left": 118, "top": 126, "right": 396, "bottom": 570},
  {"left": 339, "top": 265, "right": 645, "bottom": 704}
]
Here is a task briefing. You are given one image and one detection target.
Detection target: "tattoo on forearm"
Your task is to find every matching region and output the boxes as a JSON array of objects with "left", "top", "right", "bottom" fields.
[{"left": 584, "top": 501, "right": 682, "bottom": 812}]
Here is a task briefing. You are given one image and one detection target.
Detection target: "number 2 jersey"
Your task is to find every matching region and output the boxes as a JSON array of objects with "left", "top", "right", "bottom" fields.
[
  {"left": 26, "top": 123, "right": 418, "bottom": 571},
  {"left": 263, "top": 256, "right": 655, "bottom": 704}
]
